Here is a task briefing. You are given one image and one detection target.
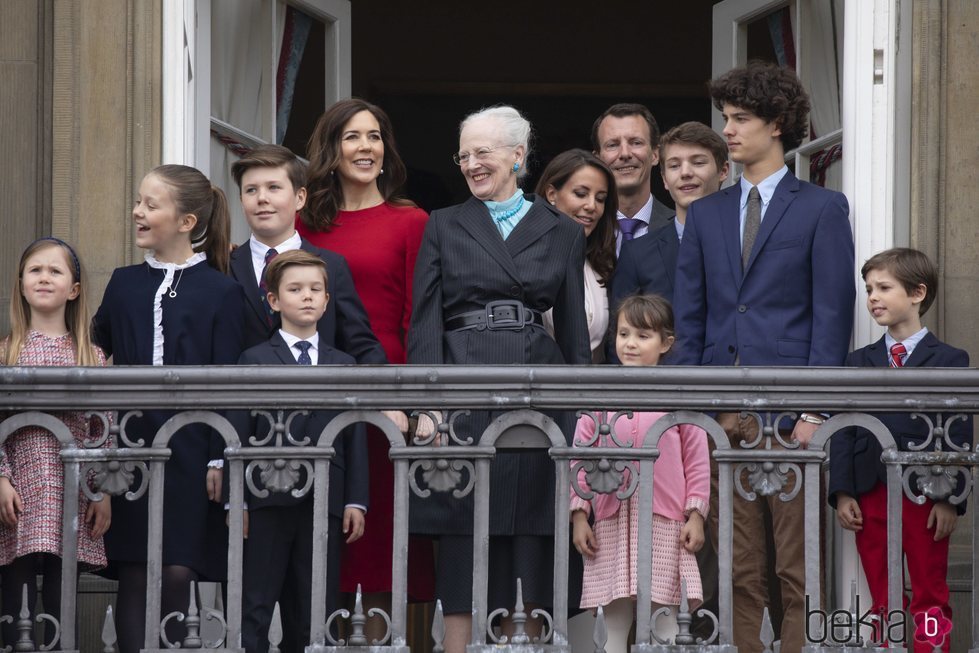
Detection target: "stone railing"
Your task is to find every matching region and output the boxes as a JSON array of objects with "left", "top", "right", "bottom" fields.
[{"left": 0, "top": 365, "right": 976, "bottom": 653}]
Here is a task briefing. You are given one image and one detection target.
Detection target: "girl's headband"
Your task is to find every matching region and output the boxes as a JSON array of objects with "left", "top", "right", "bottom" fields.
[{"left": 26, "top": 237, "right": 82, "bottom": 281}]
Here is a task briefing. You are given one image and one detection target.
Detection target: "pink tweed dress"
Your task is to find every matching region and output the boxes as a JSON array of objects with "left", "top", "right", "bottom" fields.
[
  {"left": 0, "top": 331, "right": 112, "bottom": 568},
  {"left": 571, "top": 411, "right": 710, "bottom": 609}
]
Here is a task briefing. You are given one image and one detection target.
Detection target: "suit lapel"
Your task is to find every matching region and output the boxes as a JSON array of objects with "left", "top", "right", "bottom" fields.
[
  {"left": 743, "top": 172, "right": 800, "bottom": 276},
  {"left": 717, "top": 185, "right": 744, "bottom": 287},
  {"left": 456, "top": 196, "right": 522, "bottom": 284},
  {"left": 269, "top": 333, "right": 298, "bottom": 365},
  {"left": 658, "top": 225, "right": 680, "bottom": 286},
  {"left": 904, "top": 331, "right": 938, "bottom": 367},
  {"left": 864, "top": 336, "right": 889, "bottom": 367},
  {"left": 505, "top": 196, "right": 558, "bottom": 258},
  {"left": 231, "top": 244, "right": 268, "bottom": 324}
]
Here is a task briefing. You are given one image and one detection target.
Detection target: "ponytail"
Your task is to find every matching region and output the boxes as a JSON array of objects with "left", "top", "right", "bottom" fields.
[
  {"left": 201, "top": 186, "right": 231, "bottom": 274},
  {"left": 152, "top": 164, "right": 231, "bottom": 273}
]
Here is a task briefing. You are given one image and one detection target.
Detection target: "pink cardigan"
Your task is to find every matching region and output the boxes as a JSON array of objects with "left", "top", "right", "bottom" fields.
[{"left": 570, "top": 411, "right": 710, "bottom": 523}]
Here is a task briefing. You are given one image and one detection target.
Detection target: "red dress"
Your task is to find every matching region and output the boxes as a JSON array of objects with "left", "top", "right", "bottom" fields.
[{"left": 298, "top": 202, "right": 435, "bottom": 600}]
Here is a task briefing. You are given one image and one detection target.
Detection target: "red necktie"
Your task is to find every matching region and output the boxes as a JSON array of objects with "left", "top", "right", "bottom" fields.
[{"left": 889, "top": 342, "right": 907, "bottom": 367}]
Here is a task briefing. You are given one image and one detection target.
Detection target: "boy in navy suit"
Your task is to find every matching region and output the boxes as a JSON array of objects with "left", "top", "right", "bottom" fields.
[
  {"left": 612, "top": 121, "right": 729, "bottom": 306},
  {"left": 829, "top": 248, "right": 969, "bottom": 652},
  {"left": 235, "top": 249, "right": 369, "bottom": 653},
  {"left": 229, "top": 144, "right": 388, "bottom": 362},
  {"left": 673, "top": 61, "right": 855, "bottom": 651}
]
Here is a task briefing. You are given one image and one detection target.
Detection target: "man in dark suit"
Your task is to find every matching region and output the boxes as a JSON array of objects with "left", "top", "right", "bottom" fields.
[
  {"left": 829, "top": 248, "right": 969, "bottom": 652},
  {"left": 673, "top": 62, "right": 855, "bottom": 652},
  {"left": 591, "top": 103, "right": 674, "bottom": 255},
  {"left": 612, "top": 121, "right": 730, "bottom": 308},
  {"left": 234, "top": 250, "right": 369, "bottom": 653},
  {"left": 228, "top": 144, "right": 386, "bottom": 363}
]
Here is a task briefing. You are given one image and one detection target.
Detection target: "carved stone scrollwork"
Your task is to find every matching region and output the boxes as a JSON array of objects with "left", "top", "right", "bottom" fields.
[
  {"left": 410, "top": 459, "right": 476, "bottom": 498},
  {"left": 323, "top": 585, "right": 391, "bottom": 646},
  {"left": 117, "top": 410, "right": 146, "bottom": 448},
  {"left": 411, "top": 409, "right": 472, "bottom": 446},
  {"left": 735, "top": 411, "right": 802, "bottom": 502},
  {"left": 574, "top": 410, "right": 635, "bottom": 448},
  {"left": 84, "top": 460, "right": 150, "bottom": 501},
  {"left": 159, "top": 581, "right": 227, "bottom": 649},
  {"left": 906, "top": 413, "right": 970, "bottom": 453},
  {"left": 244, "top": 410, "right": 316, "bottom": 499},
  {"left": 246, "top": 459, "right": 314, "bottom": 499},
  {"left": 486, "top": 578, "right": 553, "bottom": 645},
  {"left": 570, "top": 459, "right": 638, "bottom": 502},
  {"left": 904, "top": 464, "right": 973, "bottom": 506},
  {"left": 83, "top": 411, "right": 114, "bottom": 448},
  {"left": 737, "top": 460, "right": 803, "bottom": 502},
  {"left": 250, "top": 409, "right": 310, "bottom": 447},
  {"left": 571, "top": 411, "right": 640, "bottom": 502},
  {"left": 902, "top": 413, "right": 974, "bottom": 505},
  {"left": 409, "top": 410, "right": 477, "bottom": 498}
]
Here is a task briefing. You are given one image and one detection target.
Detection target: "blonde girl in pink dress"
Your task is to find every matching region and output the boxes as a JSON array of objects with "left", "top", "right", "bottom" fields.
[
  {"left": 0, "top": 238, "right": 112, "bottom": 643},
  {"left": 571, "top": 294, "right": 710, "bottom": 651}
]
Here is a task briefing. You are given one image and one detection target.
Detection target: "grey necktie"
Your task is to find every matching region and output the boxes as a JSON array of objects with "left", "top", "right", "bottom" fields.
[{"left": 742, "top": 186, "right": 761, "bottom": 270}]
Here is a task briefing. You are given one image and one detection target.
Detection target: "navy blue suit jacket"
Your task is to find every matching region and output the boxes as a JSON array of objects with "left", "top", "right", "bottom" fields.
[
  {"left": 828, "top": 332, "right": 972, "bottom": 514},
  {"left": 230, "top": 238, "right": 386, "bottom": 363},
  {"left": 231, "top": 333, "right": 370, "bottom": 518},
  {"left": 612, "top": 220, "right": 679, "bottom": 307},
  {"left": 673, "top": 172, "right": 855, "bottom": 367},
  {"left": 607, "top": 221, "right": 679, "bottom": 362}
]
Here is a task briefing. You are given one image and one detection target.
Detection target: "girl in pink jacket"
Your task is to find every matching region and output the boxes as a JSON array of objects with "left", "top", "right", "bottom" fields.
[{"left": 571, "top": 295, "right": 710, "bottom": 650}]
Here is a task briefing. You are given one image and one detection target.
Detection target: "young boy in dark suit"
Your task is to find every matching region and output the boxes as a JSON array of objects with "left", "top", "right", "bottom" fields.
[
  {"left": 829, "top": 248, "right": 970, "bottom": 652},
  {"left": 229, "top": 144, "right": 387, "bottom": 364},
  {"left": 235, "top": 249, "right": 369, "bottom": 653}
]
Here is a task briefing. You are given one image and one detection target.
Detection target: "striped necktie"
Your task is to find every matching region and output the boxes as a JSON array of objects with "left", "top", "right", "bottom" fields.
[{"left": 889, "top": 342, "right": 907, "bottom": 367}]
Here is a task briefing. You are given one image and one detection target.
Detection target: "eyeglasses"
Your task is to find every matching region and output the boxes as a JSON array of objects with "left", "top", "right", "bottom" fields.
[{"left": 452, "top": 144, "right": 516, "bottom": 166}]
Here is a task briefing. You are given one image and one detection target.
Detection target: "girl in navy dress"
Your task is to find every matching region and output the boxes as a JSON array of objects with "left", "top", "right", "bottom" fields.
[{"left": 92, "top": 165, "right": 247, "bottom": 653}]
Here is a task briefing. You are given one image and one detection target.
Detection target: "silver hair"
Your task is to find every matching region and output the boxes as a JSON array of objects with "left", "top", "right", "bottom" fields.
[{"left": 460, "top": 105, "right": 532, "bottom": 180}]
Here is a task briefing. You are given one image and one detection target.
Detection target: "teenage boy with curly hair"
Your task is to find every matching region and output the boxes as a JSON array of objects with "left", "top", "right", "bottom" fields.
[{"left": 673, "top": 61, "right": 856, "bottom": 651}]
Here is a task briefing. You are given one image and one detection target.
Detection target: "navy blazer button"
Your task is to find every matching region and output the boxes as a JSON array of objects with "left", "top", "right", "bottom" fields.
[
  {"left": 738, "top": 304, "right": 747, "bottom": 313},
  {"left": 728, "top": 345, "right": 736, "bottom": 353},
  {"left": 510, "top": 286, "right": 520, "bottom": 297}
]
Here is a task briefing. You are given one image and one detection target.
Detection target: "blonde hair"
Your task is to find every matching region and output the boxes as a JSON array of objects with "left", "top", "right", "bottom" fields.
[{"left": 4, "top": 238, "right": 100, "bottom": 366}]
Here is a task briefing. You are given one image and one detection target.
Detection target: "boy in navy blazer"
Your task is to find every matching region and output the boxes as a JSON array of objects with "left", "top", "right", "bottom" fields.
[
  {"left": 672, "top": 62, "right": 856, "bottom": 651},
  {"left": 228, "top": 144, "right": 386, "bottom": 363},
  {"left": 234, "top": 250, "right": 369, "bottom": 653},
  {"left": 612, "top": 121, "right": 729, "bottom": 308},
  {"left": 829, "top": 248, "right": 969, "bottom": 652}
]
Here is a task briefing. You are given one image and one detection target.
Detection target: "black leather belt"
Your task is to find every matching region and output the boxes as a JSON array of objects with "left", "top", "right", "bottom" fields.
[{"left": 445, "top": 300, "right": 545, "bottom": 332}]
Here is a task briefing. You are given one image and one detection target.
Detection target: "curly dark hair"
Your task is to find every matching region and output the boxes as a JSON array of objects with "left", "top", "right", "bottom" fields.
[
  {"left": 301, "top": 98, "right": 412, "bottom": 232},
  {"left": 708, "top": 61, "right": 811, "bottom": 151},
  {"left": 535, "top": 149, "right": 618, "bottom": 286}
]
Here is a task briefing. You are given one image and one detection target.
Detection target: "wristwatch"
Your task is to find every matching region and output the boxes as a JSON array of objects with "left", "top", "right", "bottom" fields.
[{"left": 799, "top": 412, "right": 825, "bottom": 425}]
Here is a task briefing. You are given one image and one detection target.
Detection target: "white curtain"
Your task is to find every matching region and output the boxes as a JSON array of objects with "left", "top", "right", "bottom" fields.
[
  {"left": 807, "top": 0, "right": 844, "bottom": 191},
  {"left": 209, "top": 0, "right": 286, "bottom": 244}
]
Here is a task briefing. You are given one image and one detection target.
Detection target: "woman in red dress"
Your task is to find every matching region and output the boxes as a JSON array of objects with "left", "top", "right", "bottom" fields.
[{"left": 298, "top": 98, "right": 435, "bottom": 633}]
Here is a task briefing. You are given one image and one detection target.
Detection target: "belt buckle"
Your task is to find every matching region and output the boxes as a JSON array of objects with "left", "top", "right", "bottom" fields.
[{"left": 485, "top": 300, "right": 525, "bottom": 330}]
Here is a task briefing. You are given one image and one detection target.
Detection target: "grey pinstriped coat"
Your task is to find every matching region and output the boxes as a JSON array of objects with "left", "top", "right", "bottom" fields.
[{"left": 407, "top": 194, "right": 591, "bottom": 536}]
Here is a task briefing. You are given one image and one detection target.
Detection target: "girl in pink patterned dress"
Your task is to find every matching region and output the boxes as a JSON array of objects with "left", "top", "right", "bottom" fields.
[
  {"left": 0, "top": 238, "right": 111, "bottom": 640},
  {"left": 571, "top": 295, "right": 709, "bottom": 651}
]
